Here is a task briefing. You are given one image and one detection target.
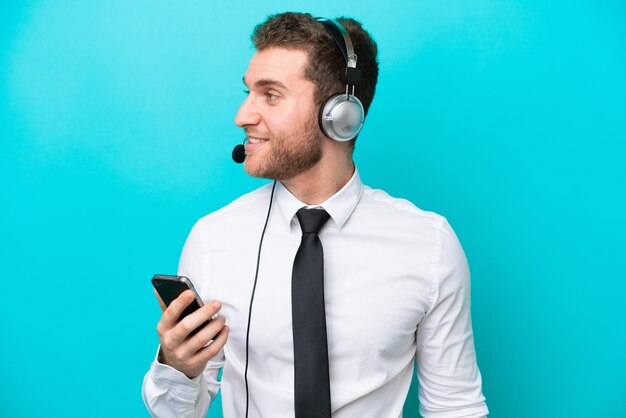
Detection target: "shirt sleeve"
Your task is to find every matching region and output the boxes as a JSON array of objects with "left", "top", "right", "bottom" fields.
[
  {"left": 142, "top": 347, "right": 222, "bottom": 417},
  {"left": 142, "top": 219, "right": 224, "bottom": 418},
  {"left": 415, "top": 218, "right": 489, "bottom": 418}
]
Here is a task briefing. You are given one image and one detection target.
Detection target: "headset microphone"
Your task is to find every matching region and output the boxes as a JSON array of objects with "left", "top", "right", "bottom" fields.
[{"left": 232, "top": 138, "right": 247, "bottom": 163}]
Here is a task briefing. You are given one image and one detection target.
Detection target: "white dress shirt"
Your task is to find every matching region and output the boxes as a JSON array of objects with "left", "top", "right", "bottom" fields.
[{"left": 142, "top": 169, "right": 488, "bottom": 418}]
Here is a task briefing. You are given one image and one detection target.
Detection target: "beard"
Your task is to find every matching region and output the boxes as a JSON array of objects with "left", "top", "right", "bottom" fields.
[{"left": 244, "top": 117, "right": 323, "bottom": 181}]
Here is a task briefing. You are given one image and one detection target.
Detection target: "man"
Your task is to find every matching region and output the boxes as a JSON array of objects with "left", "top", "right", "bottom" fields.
[{"left": 142, "top": 12, "right": 488, "bottom": 418}]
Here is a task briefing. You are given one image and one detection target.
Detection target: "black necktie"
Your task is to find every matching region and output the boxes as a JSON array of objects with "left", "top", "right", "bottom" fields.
[{"left": 292, "top": 208, "right": 332, "bottom": 418}]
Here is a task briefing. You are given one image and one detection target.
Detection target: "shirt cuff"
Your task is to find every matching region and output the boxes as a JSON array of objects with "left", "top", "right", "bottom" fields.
[
  {"left": 421, "top": 404, "right": 489, "bottom": 418},
  {"left": 150, "top": 346, "right": 203, "bottom": 401}
]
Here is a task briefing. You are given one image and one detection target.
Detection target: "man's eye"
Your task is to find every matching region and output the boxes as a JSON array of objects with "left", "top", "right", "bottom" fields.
[{"left": 267, "top": 93, "right": 278, "bottom": 101}]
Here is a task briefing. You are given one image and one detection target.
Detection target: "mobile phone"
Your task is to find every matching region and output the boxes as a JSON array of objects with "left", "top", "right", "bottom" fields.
[{"left": 151, "top": 274, "right": 210, "bottom": 336}]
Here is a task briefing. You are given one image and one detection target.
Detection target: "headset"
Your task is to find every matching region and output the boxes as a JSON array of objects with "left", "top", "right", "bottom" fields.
[
  {"left": 232, "top": 17, "right": 365, "bottom": 163},
  {"left": 241, "top": 18, "right": 363, "bottom": 417},
  {"left": 316, "top": 18, "right": 365, "bottom": 142}
]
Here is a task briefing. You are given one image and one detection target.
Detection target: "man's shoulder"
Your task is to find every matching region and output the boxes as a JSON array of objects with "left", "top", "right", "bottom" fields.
[
  {"left": 360, "top": 185, "right": 445, "bottom": 224},
  {"left": 196, "top": 182, "right": 274, "bottom": 226},
  {"left": 355, "top": 185, "right": 461, "bottom": 250}
]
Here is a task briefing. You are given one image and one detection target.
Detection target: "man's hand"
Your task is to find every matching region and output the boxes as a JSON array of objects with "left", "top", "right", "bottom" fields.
[{"left": 154, "top": 289, "right": 229, "bottom": 379}]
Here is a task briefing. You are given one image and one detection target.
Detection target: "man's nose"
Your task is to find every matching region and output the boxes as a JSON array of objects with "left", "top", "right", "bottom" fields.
[{"left": 234, "top": 96, "right": 261, "bottom": 128}]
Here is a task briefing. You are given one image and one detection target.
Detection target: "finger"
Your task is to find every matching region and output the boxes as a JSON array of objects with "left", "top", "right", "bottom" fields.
[
  {"left": 192, "top": 324, "right": 229, "bottom": 364},
  {"left": 171, "top": 301, "right": 222, "bottom": 344},
  {"left": 161, "top": 290, "right": 196, "bottom": 328},
  {"left": 179, "top": 301, "right": 222, "bottom": 335},
  {"left": 153, "top": 288, "right": 167, "bottom": 312},
  {"left": 182, "top": 314, "right": 226, "bottom": 356}
]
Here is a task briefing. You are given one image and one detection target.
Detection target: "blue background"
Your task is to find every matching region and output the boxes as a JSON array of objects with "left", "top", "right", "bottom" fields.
[{"left": 2, "top": 1, "right": 625, "bottom": 417}]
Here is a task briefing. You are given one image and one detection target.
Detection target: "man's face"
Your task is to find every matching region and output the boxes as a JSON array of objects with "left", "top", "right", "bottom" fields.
[{"left": 235, "top": 47, "right": 322, "bottom": 180}]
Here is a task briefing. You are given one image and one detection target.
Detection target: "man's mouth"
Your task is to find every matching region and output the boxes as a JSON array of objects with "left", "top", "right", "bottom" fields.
[
  {"left": 245, "top": 136, "right": 269, "bottom": 152},
  {"left": 247, "top": 137, "right": 268, "bottom": 144}
]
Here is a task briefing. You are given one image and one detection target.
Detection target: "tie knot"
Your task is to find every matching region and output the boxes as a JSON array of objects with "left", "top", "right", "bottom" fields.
[{"left": 296, "top": 208, "right": 330, "bottom": 235}]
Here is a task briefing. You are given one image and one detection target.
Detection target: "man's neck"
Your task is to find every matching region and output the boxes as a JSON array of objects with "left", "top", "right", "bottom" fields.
[{"left": 280, "top": 156, "right": 355, "bottom": 206}]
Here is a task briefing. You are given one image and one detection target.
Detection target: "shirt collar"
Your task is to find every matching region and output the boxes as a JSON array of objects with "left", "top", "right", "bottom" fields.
[{"left": 274, "top": 167, "right": 363, "bottom": 230}]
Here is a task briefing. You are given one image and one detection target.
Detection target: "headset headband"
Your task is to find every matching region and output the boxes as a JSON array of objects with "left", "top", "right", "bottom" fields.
[{"left": 316, "top": 18, "right": 362, "bottom": 87}]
